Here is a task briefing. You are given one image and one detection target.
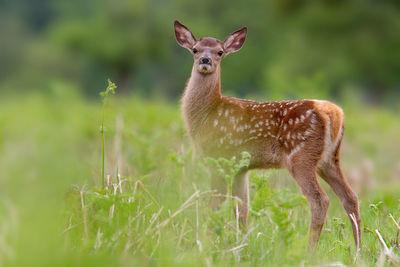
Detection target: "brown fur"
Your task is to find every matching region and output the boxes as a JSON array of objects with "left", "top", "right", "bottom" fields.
[{"left": 174, "top": 20, "right": 361, "bottom": 252}]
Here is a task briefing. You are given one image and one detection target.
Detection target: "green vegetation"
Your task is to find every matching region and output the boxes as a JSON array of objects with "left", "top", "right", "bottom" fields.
[
  {"left": 1, "top": 83, "right": 399, "bottom": 266},
  {"left": 1, "top": 0, "right": 400, "bottom": 265},
  {"left": 2, "top": 1, "right": 400, "bottom": 103}
]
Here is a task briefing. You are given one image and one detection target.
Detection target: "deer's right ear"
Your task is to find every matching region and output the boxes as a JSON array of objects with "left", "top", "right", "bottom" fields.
[{"left": 174, "top": 20, "right": 196, "bottom": 50}]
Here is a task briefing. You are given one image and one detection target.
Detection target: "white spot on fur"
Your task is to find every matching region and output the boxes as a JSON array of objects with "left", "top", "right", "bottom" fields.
[
  {"left": 288, "top": 144, "right": 301, "bottom": 160},
  {"left": 214, "top": 119, "right": 218, "bottom": 127},
  {"left": 311, "top": 114, "right": 317, "bottom": 126}
]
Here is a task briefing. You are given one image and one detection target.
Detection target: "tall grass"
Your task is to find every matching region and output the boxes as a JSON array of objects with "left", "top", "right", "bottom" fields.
[
  {"left": 61, "top": 87, "right": 400, "bottom": 266},
  {"left": 1, "top": 86, "right": 400, "bottom": 265}
]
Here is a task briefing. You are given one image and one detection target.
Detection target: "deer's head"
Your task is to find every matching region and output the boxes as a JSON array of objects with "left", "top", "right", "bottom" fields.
[{"left": 174, "top": 20, "right": 247, "bottom": 75}]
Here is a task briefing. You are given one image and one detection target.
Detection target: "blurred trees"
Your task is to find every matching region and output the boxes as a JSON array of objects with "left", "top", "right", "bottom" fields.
[{"left": 1, "top": 0, "right": 400, "bottom": 103}]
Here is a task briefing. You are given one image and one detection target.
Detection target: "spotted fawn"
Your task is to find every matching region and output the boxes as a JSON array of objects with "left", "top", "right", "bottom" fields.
[{"left": 174, "top": 20, "right": 361, "bottom": 251}]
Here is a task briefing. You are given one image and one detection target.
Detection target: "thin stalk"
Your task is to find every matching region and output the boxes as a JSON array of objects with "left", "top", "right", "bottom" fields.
[
  {"left": 101, "top": 96, "right": 106, "bottom": 189},
  {"left": 99, "top": 79, "right": 116, "bottom": 189}
]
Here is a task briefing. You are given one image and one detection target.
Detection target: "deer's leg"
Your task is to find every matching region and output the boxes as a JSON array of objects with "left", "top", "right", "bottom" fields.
[
  {"left": 318, "top": 160, "right": 361, "bottom": 251},
  {"left": 210, "top": 172, "right": 228, "bottom": 210},
  {"left": 289, "top": 165, "right": 330, "bottom": 251},
  {"left": 232, "top": 171, "right": 249, "bottom": 227}
]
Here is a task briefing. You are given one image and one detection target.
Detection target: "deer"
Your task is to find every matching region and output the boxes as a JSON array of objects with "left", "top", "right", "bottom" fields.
[{"left": 174, "top": 20, "right": 361, "bottom": 252}]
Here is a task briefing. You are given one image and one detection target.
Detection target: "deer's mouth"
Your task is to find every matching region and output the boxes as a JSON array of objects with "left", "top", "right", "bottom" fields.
[{"left": 199, "top": 63, "right": 212, "bottom": 73}]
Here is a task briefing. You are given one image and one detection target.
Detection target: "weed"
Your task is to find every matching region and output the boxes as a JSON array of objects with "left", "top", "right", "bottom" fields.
[{"left": 99, "top": 79, "right": 117, "bottom": 189}]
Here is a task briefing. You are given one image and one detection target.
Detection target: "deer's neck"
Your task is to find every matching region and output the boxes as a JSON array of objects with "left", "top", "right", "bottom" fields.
[{"left": 182, "top": 65, "right": 222, "bottom": 137}]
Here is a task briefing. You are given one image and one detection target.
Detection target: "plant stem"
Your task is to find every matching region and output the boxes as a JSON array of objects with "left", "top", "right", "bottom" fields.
[
  {"left": 100, "top": 79, "right": 116, "bottom": 189},
  {"left": 101, "top": 96, "right": 106, "bottom": 189}
]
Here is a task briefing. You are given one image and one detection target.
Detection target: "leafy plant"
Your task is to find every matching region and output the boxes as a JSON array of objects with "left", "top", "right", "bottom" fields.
[
  {"left": 250, "top": 172, "right": 307, "bottom": 245},
  {"left": 205, "top": 151, "right": 251, "bottom": 195}
]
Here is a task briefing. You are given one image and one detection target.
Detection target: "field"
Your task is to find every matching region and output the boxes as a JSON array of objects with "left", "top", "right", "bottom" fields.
[{"left": 1, "top": 85, "right": 400, "bottom": 266}]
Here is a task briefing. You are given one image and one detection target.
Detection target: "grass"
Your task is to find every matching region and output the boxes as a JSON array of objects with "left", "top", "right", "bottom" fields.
[{"left": 0, "top": 83, "right": 400, "bottom": 266}]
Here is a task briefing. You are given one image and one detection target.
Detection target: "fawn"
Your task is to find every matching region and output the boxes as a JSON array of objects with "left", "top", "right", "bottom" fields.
[{"left": 174, "top": 20, "right": 361, "bottom": 251}]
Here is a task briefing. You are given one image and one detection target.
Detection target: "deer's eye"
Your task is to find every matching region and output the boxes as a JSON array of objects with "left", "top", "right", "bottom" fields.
[
  {"left": 217, "top": 51, "right": 223, "bottom": 56},
  {"left": 192, "top": 48, "right": 198, "bottom": 54}
]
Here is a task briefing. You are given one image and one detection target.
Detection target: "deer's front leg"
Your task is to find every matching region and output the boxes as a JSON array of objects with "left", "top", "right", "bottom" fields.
[
  {"left": 210, "top": 171, "right": 228, "bottom": 210},
  {"left": 232, "top": 171, "right": 249, "bottom": 227}
]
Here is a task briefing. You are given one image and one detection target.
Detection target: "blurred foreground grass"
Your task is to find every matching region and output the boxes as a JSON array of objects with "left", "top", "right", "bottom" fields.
[{"left": 0, "top": 86, "right": 400, "bottom": 266}]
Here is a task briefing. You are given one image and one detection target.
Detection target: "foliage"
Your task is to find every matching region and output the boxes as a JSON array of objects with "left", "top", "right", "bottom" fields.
[
  {"left": 205, "top": 151, "right": 251, "bottom": 194},
  {"left": 251, "top": 172, "right": 307, "bottom": 245},
  {"left": 0, "top": 85, "right": 400, "bottom": 265},
  {"left": 2, "top": 1, "right": 400, "bottom": 102},
  {"left": 2, "top": 0, "right": 400, "bottom": 264}
]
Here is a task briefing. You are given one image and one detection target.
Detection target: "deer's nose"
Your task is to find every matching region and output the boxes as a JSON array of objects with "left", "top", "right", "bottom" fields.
[{"left": 200, "top": 57, "right": 211, "bottom": 64}]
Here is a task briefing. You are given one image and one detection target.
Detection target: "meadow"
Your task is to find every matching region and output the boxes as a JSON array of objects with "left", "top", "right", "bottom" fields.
[{"left": 1, "top": 82, "right": 400, "bottom": 266}]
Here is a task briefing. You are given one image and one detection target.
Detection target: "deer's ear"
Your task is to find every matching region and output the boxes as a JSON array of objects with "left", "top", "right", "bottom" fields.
[
  {"left": 223, "top": 27, "right": 247, "bottom": 55},
  {"left": 174, "top": 20, "right": 196, "bottom": 50}
]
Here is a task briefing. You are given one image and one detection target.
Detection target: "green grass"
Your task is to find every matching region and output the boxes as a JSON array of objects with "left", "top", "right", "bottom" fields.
[{"left": 1, "top": 85, "right": 400, "bottom": 266}]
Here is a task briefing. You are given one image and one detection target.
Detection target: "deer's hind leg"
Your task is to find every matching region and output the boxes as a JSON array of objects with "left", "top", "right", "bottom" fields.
[
  {"left": 318, "top": 146, "right": 361, "bottom": 250},
  {"left": 288, "top": 161, "right": 330, "bottom": 252}
]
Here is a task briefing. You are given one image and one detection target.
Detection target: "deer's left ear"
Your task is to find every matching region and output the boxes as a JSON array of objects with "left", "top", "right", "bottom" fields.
[{"left": 223, "top": 27, "right": 247, "bottom": 55}]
